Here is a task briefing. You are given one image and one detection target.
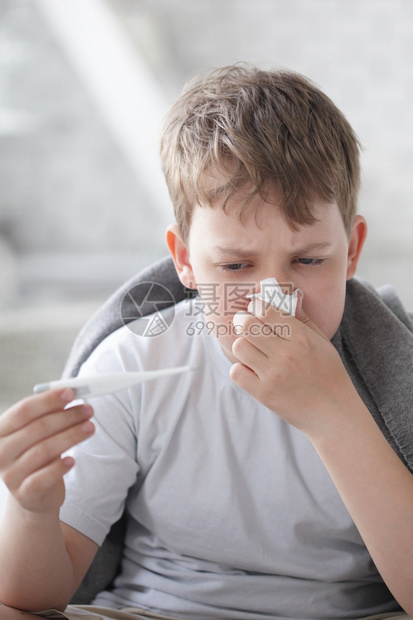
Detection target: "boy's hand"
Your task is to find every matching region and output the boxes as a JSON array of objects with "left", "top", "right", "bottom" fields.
[
  {"left": 230, "top": 299, "right": 355, "bottom": 439},
  {"left": 0, "top": 390, "right": 94, "bottom": 515}
]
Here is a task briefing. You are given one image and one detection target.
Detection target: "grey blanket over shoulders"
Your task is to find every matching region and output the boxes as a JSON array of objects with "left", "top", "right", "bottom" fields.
[
  {"left": 332, "top": 276, "right": 413, "bottom": 471},
  {"left": 65, "top": 256, "right": 413, "bottom": 604}
]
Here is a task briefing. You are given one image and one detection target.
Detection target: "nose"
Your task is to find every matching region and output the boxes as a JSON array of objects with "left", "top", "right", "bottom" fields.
[{"left": 254, "top": 270, "right": 295, "bottom": 296}]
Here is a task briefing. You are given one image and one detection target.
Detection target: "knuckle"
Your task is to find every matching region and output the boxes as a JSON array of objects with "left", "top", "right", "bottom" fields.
[
  {"left": 295, "top": 330, "right": 312, "bottom": 349},
  {"left": 252, "top": 300, "right": 271, "bottom": 318},
  {"left": 243, "top": 314, "right": 256, "bottom": 331},
  {"left": 232, "top": 336, "right": 251, "bottom": 361},
  {"left": 12, "top": 397, "right": 34, "bottom": 427},
  {"left": 33, "top": 415, "right": 49, "bottom": 436},
  {"left": 229, "top": 362, "right": 248, "bottom": 386},
  {"left": 67, "top": 426, "right": 86, "bottom": 448},
  {"left": 278, "top": 351, "right": 298, "bottom": 373},
  {"left": 262, "top": 363, "right": 283, "bottom": 385},
  {"left": 232, "top": 336, "right": 244, "bottom": 355},
  {"left": 17, "top": 391, "right": 63, "bottom": 424},
  {"left": 67, "top": 425, "right": 82, "bottom": 443},
  {"left": 233, "top": 312, "right": 254, "bottom": 333},
  {"left": 62, "top": 421, "right": 93, "bottom": 450},
  {"left": 229, "top": 362, "right": 242, "bottom": 384},
  {"left": 30, "top": 441, "right": 53, "bottom": 465},
  {"left": 21, "top": 473, "right": 45, "bottom": 499}
]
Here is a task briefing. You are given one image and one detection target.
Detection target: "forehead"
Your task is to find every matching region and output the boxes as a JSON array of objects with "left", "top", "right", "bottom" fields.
[
  {"left": 196, "top": 172, "right": 338, "bottom": 231},
  {"left": 190, "top": 188, "right": 344, "bottom": 247}
]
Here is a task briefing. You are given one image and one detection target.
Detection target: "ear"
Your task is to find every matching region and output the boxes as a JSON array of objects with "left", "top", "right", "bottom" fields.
[
  {"left": 165, "top": 225, "right": 197, "bottom": 290},
  {"left": 346, "top": 215, "right": 368, "bottom": 280}
]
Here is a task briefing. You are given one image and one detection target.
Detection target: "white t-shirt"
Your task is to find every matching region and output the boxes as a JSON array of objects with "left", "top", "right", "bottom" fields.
[{"left": 60, "top": 300, "right": 398, "bottom": 619}]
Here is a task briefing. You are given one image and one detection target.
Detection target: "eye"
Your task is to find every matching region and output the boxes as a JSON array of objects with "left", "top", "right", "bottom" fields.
[
  {"left": 294, "top": 258, "right": 326, "bottom": 267},
  {"left": 220, "top": 263, "right": 251, "bottom": 272}
]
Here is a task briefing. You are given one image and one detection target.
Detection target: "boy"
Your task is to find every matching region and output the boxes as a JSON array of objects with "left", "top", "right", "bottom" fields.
[{"left": 0, "top": 65, "right": 412, "bottom": 620}]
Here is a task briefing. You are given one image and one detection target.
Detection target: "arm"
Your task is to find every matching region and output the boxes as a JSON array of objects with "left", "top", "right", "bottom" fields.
[
  {"left": 0, "top": 390, "right": 98, "bottom": 611},
  {"left": 230, "top": 302, "right": 413, "bottom": 616}
]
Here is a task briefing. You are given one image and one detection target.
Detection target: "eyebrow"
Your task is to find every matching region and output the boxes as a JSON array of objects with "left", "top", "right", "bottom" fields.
[
  {"left": 292, "top": 241, "right": 333, "bottom": 253},
  {"left": 212, "top": 241, "right": 332, "bottom": 258},
  {"left": 212, "top": 245, "right": 259, "bottom": 259}
]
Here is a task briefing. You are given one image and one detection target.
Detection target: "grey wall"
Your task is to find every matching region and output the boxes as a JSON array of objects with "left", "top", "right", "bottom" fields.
[{"left": 0, "top": 0, "right": 412, "bottom": 407}]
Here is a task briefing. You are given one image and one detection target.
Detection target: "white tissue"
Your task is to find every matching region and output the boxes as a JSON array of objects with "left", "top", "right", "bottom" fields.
[{"left": 248, "top": 278, "right": 299, "bottom": 317}]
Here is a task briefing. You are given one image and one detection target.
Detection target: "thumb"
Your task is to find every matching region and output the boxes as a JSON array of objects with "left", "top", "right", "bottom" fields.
[{"left": 295, "top": 290, "right": 329, "bottom": 341}]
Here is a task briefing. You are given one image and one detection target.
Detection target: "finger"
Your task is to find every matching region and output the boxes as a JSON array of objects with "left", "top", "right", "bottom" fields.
[
  {"left": 248, "top": 300, "right": 294, "bottom": 339},
  {"left": 233, "top": 310, "right": 251, "bottom": 335},
  {"left": 232, "top": 333, "right": 268, "bottom": 369},
  {"left": 233, "top": 309, "right": 279, "bottom": 338},
  {"left": 230, "top": 361, "right": 261, "bottom": 393},
  {"left": 246, "top": 297, "right": 271, "bottom": 318},
  {"left": 294, "top": 292, "right": 329, "bottom": 341},
  {"left": 0, "top": 388, "right": 76, "bottom": 437},
  {"left": 3, "top": 419, "right": 94, "bottom": 493},
  {"left": 0, "top": 403, "right": 93, "bottom": 466},
  {"left": 15, "top": 456, "right": 75, "bottom": 512},
  {"left": 248, "top": 292, "right": 328, "bottom": 343},
  {"left": 235, "top": 304, "right": 293, "bottom": 345}
]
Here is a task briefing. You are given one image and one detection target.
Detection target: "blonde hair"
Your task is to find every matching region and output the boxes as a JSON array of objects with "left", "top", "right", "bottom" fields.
[{"left": 160, "top": 64, "right": 361, "bottom": 241}]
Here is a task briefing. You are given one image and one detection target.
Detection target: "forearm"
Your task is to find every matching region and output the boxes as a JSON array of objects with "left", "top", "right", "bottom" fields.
[
  {"left": 310, "top": 392, "right": 413, "bottom": 616},
  {"left": 0, "top": 495, "right": 76, "bottom": 611},
  {"left": 231, "top": 301, "right": 413, "bottom": 611}
]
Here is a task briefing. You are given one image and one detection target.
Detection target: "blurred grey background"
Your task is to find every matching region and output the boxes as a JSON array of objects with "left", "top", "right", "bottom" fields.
[{"left": 0, "top": 0, "right": 412, "bottom": 409}]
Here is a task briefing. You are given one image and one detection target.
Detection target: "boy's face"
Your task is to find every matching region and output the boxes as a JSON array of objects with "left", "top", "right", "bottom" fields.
[{"left": 167, "top": 186, "right": 366, "bottom": 362}]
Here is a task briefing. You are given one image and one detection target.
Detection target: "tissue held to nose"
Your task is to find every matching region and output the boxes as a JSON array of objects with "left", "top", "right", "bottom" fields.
[{"left": 247, "top": 278, "right": 300, "bottom": 317}]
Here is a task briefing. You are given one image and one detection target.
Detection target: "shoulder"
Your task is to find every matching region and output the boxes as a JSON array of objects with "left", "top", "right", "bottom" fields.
[
  {"left": 344, "top": 277, "right": 412, "bottom": 333},
  {"left": 79, "top": 299, "right": 203, "bottom": 376}
]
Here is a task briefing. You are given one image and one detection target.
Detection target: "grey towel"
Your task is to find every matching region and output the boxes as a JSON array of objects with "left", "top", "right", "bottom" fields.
[{"left": 333, "top": 278, "right": 413, "bottom": 471}]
